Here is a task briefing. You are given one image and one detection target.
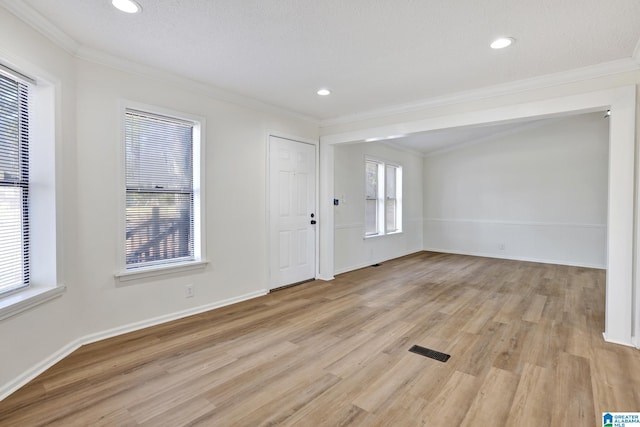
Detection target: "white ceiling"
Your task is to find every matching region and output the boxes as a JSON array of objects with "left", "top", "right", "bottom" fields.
[
  {"left": 386, "top": 110, "right": 612, "bottom": 155},
  {"left": 8, "top": 0, "right": 640, "bottom": 123}
]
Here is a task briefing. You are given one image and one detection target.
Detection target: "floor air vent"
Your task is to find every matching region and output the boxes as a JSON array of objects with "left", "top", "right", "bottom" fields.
[{"left": 408, "top": 345, "right": 451, "bottom": 362}]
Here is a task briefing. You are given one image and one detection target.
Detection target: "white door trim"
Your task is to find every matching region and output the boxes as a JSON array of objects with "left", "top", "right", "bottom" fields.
[{"left": 266, "top": 133, "right": 320, "bottom": 289}]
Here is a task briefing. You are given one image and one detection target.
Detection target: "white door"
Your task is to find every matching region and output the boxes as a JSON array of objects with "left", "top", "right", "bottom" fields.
[{"left": 269, "top": 136, "right": 316, "bottom": 289}]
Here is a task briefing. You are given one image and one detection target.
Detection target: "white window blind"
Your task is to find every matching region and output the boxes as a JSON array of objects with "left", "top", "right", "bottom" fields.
[
  {"left": 125, "top": 109, "right": 195, "bottom": 268},
  {"left": 0, "top": 72, "right": 30, "bottom": 294}
]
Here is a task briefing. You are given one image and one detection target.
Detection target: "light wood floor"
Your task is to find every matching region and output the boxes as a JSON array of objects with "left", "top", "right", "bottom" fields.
[{"left": 1, "top": 252, "right": 639, "bottom": 426}]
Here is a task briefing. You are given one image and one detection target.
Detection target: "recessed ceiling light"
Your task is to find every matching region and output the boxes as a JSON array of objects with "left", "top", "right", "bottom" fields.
[
  {"left": 317, "top": 89, "right": 331, "bottom": 96},
  {"left": 112, "top": 0, "right": 142, "bottom": 14},
  {"left": 490, "top": 37, "right": 515, "bottom": 49}
]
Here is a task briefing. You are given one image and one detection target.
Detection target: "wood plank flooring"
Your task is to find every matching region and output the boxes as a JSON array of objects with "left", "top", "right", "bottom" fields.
[{"left": 1, "top": 251, "right": 639, "bottom": 426}]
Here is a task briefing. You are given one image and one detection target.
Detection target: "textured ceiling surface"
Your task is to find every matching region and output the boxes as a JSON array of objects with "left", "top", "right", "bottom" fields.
[{"left": 13, "top": 0, "right": 640, "bottom": 121}]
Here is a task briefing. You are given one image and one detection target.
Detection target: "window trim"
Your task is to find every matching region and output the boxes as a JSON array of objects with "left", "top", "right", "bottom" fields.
[
  {"left": 115, "top": 101, "right": 207, "bottom": 281},
  {"left": 384, "top": 163, "right": 402, "bottom": 234},
  {"left": 364, "top": 157, "right": 403, "bottom": 239},
  {"left": 115, "top": 260, "right": 208, "bottom": 282},
  {"left": 0, "top": 60, "right": 64, "bottom": 320},
  {"left": 364, "top": 159, "right": 382, "bottom": 237},
  {"left": 0, "top": 285, "right": 65, "bottom": 321}
]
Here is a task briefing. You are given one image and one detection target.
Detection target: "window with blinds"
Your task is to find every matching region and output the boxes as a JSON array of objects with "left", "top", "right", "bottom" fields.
[
  {"left": 0, "top": 73, "right": 30, "bottom": 294},
  {"left": 125, "top": 109, "right": 195, "bottom": 268}
]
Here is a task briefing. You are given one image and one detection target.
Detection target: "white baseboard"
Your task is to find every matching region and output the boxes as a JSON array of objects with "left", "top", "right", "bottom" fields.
[
  {"left": 0, "top": 289, "right": 268, "bottom": 401},
  {"left": 0, "top": 338, "right": 84, "bottom": 401},
  {"left": 334, "top": 261, "right": 378, "bottom": 276},
  {"left": 423, "top": 247, "right": 606, "bottom": 270},
  {"left": 334, "top": 250, "right": 422, "bottom": 276},
  {"left": 602, "top": 332, "right": 635, "bottom": 348},
  {"left": 81, "top": 290, "right": 268, "bottom": 346}
]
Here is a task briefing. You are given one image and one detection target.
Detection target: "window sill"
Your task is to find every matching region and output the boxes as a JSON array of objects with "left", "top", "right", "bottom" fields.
[
  {"left": 364, "top": 231, "right": 403, "bottom": 239},
  {"left": 0, "top": 285, "right": 66, "bottom": 321},
  {"left": 115, "top": 260, "right": 209, "bottom": 283}
]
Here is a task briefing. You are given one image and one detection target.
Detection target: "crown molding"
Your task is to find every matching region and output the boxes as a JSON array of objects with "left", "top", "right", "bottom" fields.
[
  {"left": 76, "top": 47, "right": 318, "bottom": 124},
  {"left": 320, "top": 58, "right": 640, "bottom": 128},
  {"left": 3, "top": 0, "right": 638, "bottom": 128},
  {"left": 0, "top": 0, "right": 79, "bottom": 54}
]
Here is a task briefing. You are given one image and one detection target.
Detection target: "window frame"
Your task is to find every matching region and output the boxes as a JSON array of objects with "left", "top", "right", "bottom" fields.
[
  {"left": 364, "top": 157, "right": 402, "bottom": 238},
  {"left": 385, "top": 163, "right": 402, "bottom": 234},
  {"left": 116, "top": 101, "right": 207, "bottom": 282},
  {"left": 0, "top": 61, "right": 65, "bottom": 320}
]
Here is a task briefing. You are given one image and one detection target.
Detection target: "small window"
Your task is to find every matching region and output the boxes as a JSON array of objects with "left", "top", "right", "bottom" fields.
[
  {"left": 365, "top": 160, "right": 380, "bottom": 235},
  {"left": 385, "top": 164, "right": 400, "bottom": 233},
  {"left": 0, "top": 72, "right": 30, "bottom": 295},
  {"left": 365, "top": 159, "right": 402, "bottom": 237},
  {"left": 124, "top": 108, "right": 200, "bottom": 269}
]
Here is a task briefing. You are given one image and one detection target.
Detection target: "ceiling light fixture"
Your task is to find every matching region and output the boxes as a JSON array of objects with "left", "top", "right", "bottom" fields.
[
  {"left": 317, "top": 88, "right": 331, "bottom": 96},
  {"left": 490, "top": 37, "right": 515, "bottom": 49},
  {"left": 112, "top": 0, "right": 142, "bottom": 14}
]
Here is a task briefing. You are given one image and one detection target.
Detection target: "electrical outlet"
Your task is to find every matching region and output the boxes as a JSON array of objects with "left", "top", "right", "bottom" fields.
[
  {"left": 499, "top": 243, "right": 506, "bottom": 251},
  {"left": 185, "top": 284, "right": 194, "bottom": 298}
]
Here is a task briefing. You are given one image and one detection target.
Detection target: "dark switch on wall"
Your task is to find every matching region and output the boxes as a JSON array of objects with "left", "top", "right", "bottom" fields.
[{"left": 333, "top": 198, "right": 339, "bottom": 206}]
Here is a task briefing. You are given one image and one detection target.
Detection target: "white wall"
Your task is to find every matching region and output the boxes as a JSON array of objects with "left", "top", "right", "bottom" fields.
[
  {"left": 334, "top": 142, "right": 423, "bottom": 273},
  {"left": 423, "top": 113, "right": 609, "bottom": 268},
  {"left": 73, "top": 59, "right": 316, "bottom": 334},
  {"left": 0, "top": 7, "right": 82, "bottom": 398},
  {"left": 0, "top": 6, "right": 318, "bottom": 398}
]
